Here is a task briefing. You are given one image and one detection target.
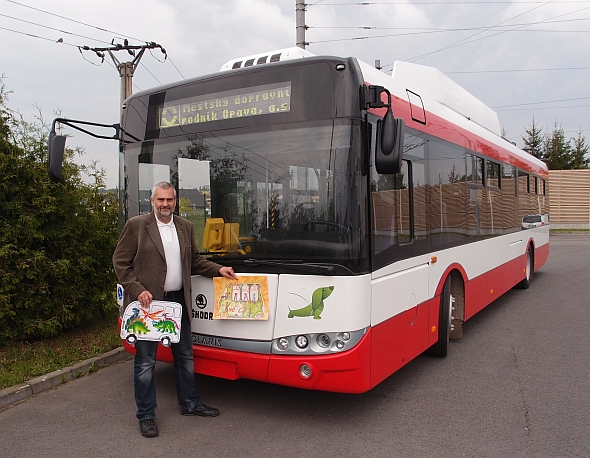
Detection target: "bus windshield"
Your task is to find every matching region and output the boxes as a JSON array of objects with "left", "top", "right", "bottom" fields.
[{"left": 124, "top": 120, "right": 368, "bottom": 270}]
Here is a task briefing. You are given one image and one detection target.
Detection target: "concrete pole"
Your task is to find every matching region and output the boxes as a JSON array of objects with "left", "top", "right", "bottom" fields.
[
  {"left": 119, "top": 61, "right": 134, "bottom": 109},
  {"left": 296, "top": 1, "right": 306, "bottom": 49},
  {"left": 109, "top": 48, "right": 146, "bottom": 116}
]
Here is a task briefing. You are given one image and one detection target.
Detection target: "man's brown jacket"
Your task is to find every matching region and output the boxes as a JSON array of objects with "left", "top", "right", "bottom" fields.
[{"left": 112, "top": 212, "right": 222, "bottom": 319}]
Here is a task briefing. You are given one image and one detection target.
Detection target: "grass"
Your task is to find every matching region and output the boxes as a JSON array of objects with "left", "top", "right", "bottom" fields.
[{"left": 0, "top": 320, "right": 122, "bottom": 390}]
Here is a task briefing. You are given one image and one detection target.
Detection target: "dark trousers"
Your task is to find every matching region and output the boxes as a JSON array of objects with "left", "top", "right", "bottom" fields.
[{"left": 133, "top": 291, "right": 202, "bottom": 420}]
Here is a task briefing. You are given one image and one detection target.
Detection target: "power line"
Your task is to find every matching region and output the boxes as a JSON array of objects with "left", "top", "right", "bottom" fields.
[
  {"left": 496, "top": 103, "right": 590, "bottom": 112},
  {"left": 309, "top": 27, "right": 589, "bottom": 45},
  {"left": 309, "top": 1, "right": 590, "bottom": 5},
  {"left": 0, "top": 24, "right": 78, "bottom": 46},
  {"left": 2, "top": 1, "right": 185, "bottom": 80},
  {"left": 402, "top": 0, "right": 558, "bottom": 64},
  {"left": 167, "top": 56, "right": 185, "bottom": 80},
  {"left": 0, "top": 12, "right": 113, "bottom": 45},
  {"left": 307, "top": 5, "right": 590, "bottom": 54},
  {"left": 492, "top": 95, "right": 590, "bottom": 109},
  {"left": 445, "top": 66, "right": 590, "bottom": 74},
  {"left": 308, "top": 16, "right": 590, "bottom": 31},
  {"left": 5, "top": 0, "right": 147, "bottom": 43},
  {"left": 147, "top": 48, "right": 184, "bottom": 80},
  {"left": 140, "top": 62, "right": 162, "bottom": 86},
  {"left": 380, "top": 2, "right": 590, "bottom": 67}
]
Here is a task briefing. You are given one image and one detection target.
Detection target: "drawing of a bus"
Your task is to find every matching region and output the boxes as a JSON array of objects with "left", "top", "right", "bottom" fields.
[{"left": 120, "top": 300, "right": 182, "bottom": 347}]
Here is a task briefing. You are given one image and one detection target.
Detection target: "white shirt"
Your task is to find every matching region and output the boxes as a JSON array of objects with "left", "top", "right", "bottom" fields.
[{"left": 155, "top": 215, "right": 183, "bottom": 292}]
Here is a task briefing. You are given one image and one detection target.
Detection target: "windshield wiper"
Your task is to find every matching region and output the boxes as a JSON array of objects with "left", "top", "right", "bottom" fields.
[{"left": 240, "top": 258, "right": 336, "bottom": 276}]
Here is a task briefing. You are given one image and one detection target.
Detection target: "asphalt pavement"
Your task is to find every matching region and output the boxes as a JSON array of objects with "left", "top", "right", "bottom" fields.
[
  {"left": 0, "top": 347, "right": 131, "bottom": 410},
  {"left": 1, "top": 233, "right": 589, "bottom": 458}
]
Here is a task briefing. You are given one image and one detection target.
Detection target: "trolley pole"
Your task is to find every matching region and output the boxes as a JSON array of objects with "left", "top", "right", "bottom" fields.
[{"left": 296, "top": 1, "right": 308, "bottom": 49}]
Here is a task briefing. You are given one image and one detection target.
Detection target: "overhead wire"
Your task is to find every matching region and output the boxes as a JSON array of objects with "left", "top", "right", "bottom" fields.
[
  {"left": 5, "top": 0, "right": 148, "bottom": 43},
  {"left": 309, "top": 1, "right": 590, "bottom": 5},
  {"left": 167, "top": 57, "right": 185, "bottom": 79},
  {"left": 401, "top": 3, "right": 590, "bottom": 65},
  {"left": 306, "top": 2, "right": 590, "bottom": 62},
  {"left": 492, "top": 96, "right": 590, "bottom": 109},
  {"left": 396, "top": 0, "right": 558, "bottom": 64},
  {"left": 0, "top": 24, "right": 78, "bottom": 46},
  {"left": 2, "top": 0, "right": 185, "bottom": 80},
  {"left": 307, "top": 0, "right": 590, "bottom": 71},
  {"left": 445, "top": 66, "right": 590, "bottom": 74},
  {"left": 0, "top": 12, "right": 114, "bottom": 45},
  {"left": 139, "top": 63, "right": 162, "bottom": 86},
  {"left": 309, "top": 15, "right": 590, "bottom": 31}
]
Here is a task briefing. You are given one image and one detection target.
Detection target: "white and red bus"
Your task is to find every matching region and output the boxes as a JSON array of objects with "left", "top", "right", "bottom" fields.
[{"left": 111, "top": 47, "right": 549, "bottom": 393}]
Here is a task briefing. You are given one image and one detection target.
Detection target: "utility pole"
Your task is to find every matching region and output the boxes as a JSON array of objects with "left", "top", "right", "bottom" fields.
[
  {"left": 296, "top": 1, "right": 308, "bottom": 49},
  {"left": 48, "top": 40, "right": 165, "bottom": 184},
  {"left": 82, "top": 41, "right": 166, "bottom": 115}
]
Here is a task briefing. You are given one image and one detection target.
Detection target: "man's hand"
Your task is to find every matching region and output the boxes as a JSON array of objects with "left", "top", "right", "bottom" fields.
[
  {"left": 218, "top": 266, "right": 238, "bottom": 280},
  {"left": 137, "top": 290, "right": 153, "bottom": 308}
]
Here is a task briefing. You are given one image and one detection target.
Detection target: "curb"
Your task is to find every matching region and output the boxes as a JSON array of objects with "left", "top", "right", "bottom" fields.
[{"left": 0, "top": 347, "right": 132, "bottom": 411}]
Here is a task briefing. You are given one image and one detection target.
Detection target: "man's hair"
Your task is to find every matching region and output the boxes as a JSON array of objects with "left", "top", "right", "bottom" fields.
[{"left": 151, "top": 181, "right": 176, "bottom": 199}]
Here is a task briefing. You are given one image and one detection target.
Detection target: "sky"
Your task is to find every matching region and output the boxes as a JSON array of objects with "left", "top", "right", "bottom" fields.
[{"left": 2, "top": 0, "right": 589, "bottom": 188}]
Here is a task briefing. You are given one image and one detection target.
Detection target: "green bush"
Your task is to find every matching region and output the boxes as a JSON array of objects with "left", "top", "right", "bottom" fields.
[{"left": 0, "top": 82, "right": 119, "bottom": 344}]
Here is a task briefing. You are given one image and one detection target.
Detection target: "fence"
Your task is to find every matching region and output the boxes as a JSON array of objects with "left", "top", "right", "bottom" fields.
[{"left": 548, "top": 169, "right": 590, "bottom": 229}]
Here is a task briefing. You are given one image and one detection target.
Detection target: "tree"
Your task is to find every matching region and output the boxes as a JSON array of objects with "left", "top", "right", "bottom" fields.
[
  {"left": 521, "top": 116, "right": 545, "bottom": 160},
  {"left": 0, "top": 80, "right": 119, "bottom": 343},
  {"left": 543, "top": 123, "right": 572, "bottom": 170},
  {"left": 570, "top": 129, "right": 590, "bottom": 169},
  {"left": 448, "top": 161, "right": 461, "bottom": 183}
]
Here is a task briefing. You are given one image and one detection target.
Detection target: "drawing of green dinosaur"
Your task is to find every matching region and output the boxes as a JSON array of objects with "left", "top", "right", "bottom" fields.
[
  {"left": 288, "top": 286, "right": 334, "bottom": 320},
  {"left": 127, "top": 319, "right": 149, "bottom": 335},
  {"left": 153, "top": 319, "right": 178, "bottom": 335}
]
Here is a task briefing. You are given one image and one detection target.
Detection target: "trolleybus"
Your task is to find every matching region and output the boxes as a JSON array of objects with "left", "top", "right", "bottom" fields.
[{"left": 51, "top": 47, "right": 549, "bottom": 393}]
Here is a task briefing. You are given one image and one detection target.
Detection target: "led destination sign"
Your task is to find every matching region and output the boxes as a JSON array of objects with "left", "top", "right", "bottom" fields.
[{"left": 158, "top": 82, "right": 291, "bottom": 129}]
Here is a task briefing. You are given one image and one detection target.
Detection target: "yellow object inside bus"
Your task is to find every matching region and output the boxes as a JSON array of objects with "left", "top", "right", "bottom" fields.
[{"left": 203, "top": 218, "right": 244, "bottom": 254}]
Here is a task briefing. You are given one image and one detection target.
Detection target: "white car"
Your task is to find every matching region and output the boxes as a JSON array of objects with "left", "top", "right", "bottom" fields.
[
  {"left": 521, "top": 214, "right": 549, "bottom": 229},
  {"left": 120, "top": 300, "right": 182, "bottom": 347}
]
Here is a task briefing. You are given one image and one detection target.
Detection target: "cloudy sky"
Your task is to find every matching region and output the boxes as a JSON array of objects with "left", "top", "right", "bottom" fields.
[{"left": 2, "top": 0, "right": 589, "bottom": 188}]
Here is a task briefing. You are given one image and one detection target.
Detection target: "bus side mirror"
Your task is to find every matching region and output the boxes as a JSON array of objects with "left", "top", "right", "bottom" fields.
[
  {"left": 375, "top": 110, "right": 404, "bottom": 175},
  {"left": 46, "top": 117, "right": 122, "bottom": 182},
  {"left": 48, "top": 129, "right": 67, "bottom": 183}
]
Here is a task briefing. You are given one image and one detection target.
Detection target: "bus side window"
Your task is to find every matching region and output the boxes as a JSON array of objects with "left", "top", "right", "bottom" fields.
[{"left": 371, "top": 160, "right": 411, "bottom": 255}]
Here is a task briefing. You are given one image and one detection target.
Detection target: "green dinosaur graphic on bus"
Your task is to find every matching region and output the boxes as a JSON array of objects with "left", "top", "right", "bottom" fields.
[{"left": 288, "top": 286, "right": 334, "bottom": 320}]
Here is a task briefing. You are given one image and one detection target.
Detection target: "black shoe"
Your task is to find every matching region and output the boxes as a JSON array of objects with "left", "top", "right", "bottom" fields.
[
  {"left": 139, "top": 419, "right": 158, "bottom": 437},
  {"left": 181, "top": 404, "right": 219, "bottom": 417}
]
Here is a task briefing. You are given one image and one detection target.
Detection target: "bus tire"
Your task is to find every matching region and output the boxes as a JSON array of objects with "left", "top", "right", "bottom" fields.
[
  {"left": 428, "top": 275, "right": 453, "bottom": 357},
  {"left": 517, "top": 245, "right": 534, "bottom": 289}
]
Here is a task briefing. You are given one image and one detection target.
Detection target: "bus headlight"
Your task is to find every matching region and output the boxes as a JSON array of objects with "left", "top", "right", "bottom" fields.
[
  {"left": 317, "top": 334, "right": 330, "bottom": 348},
  {"left": 272, "top": 328, "right": 366, "bottom": 355},
  {"left": 278, "top": 337, "right": 289, "bottom": 350},
  {"left": 295, "top": 335, "right": 308, "bottom": 349}
]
